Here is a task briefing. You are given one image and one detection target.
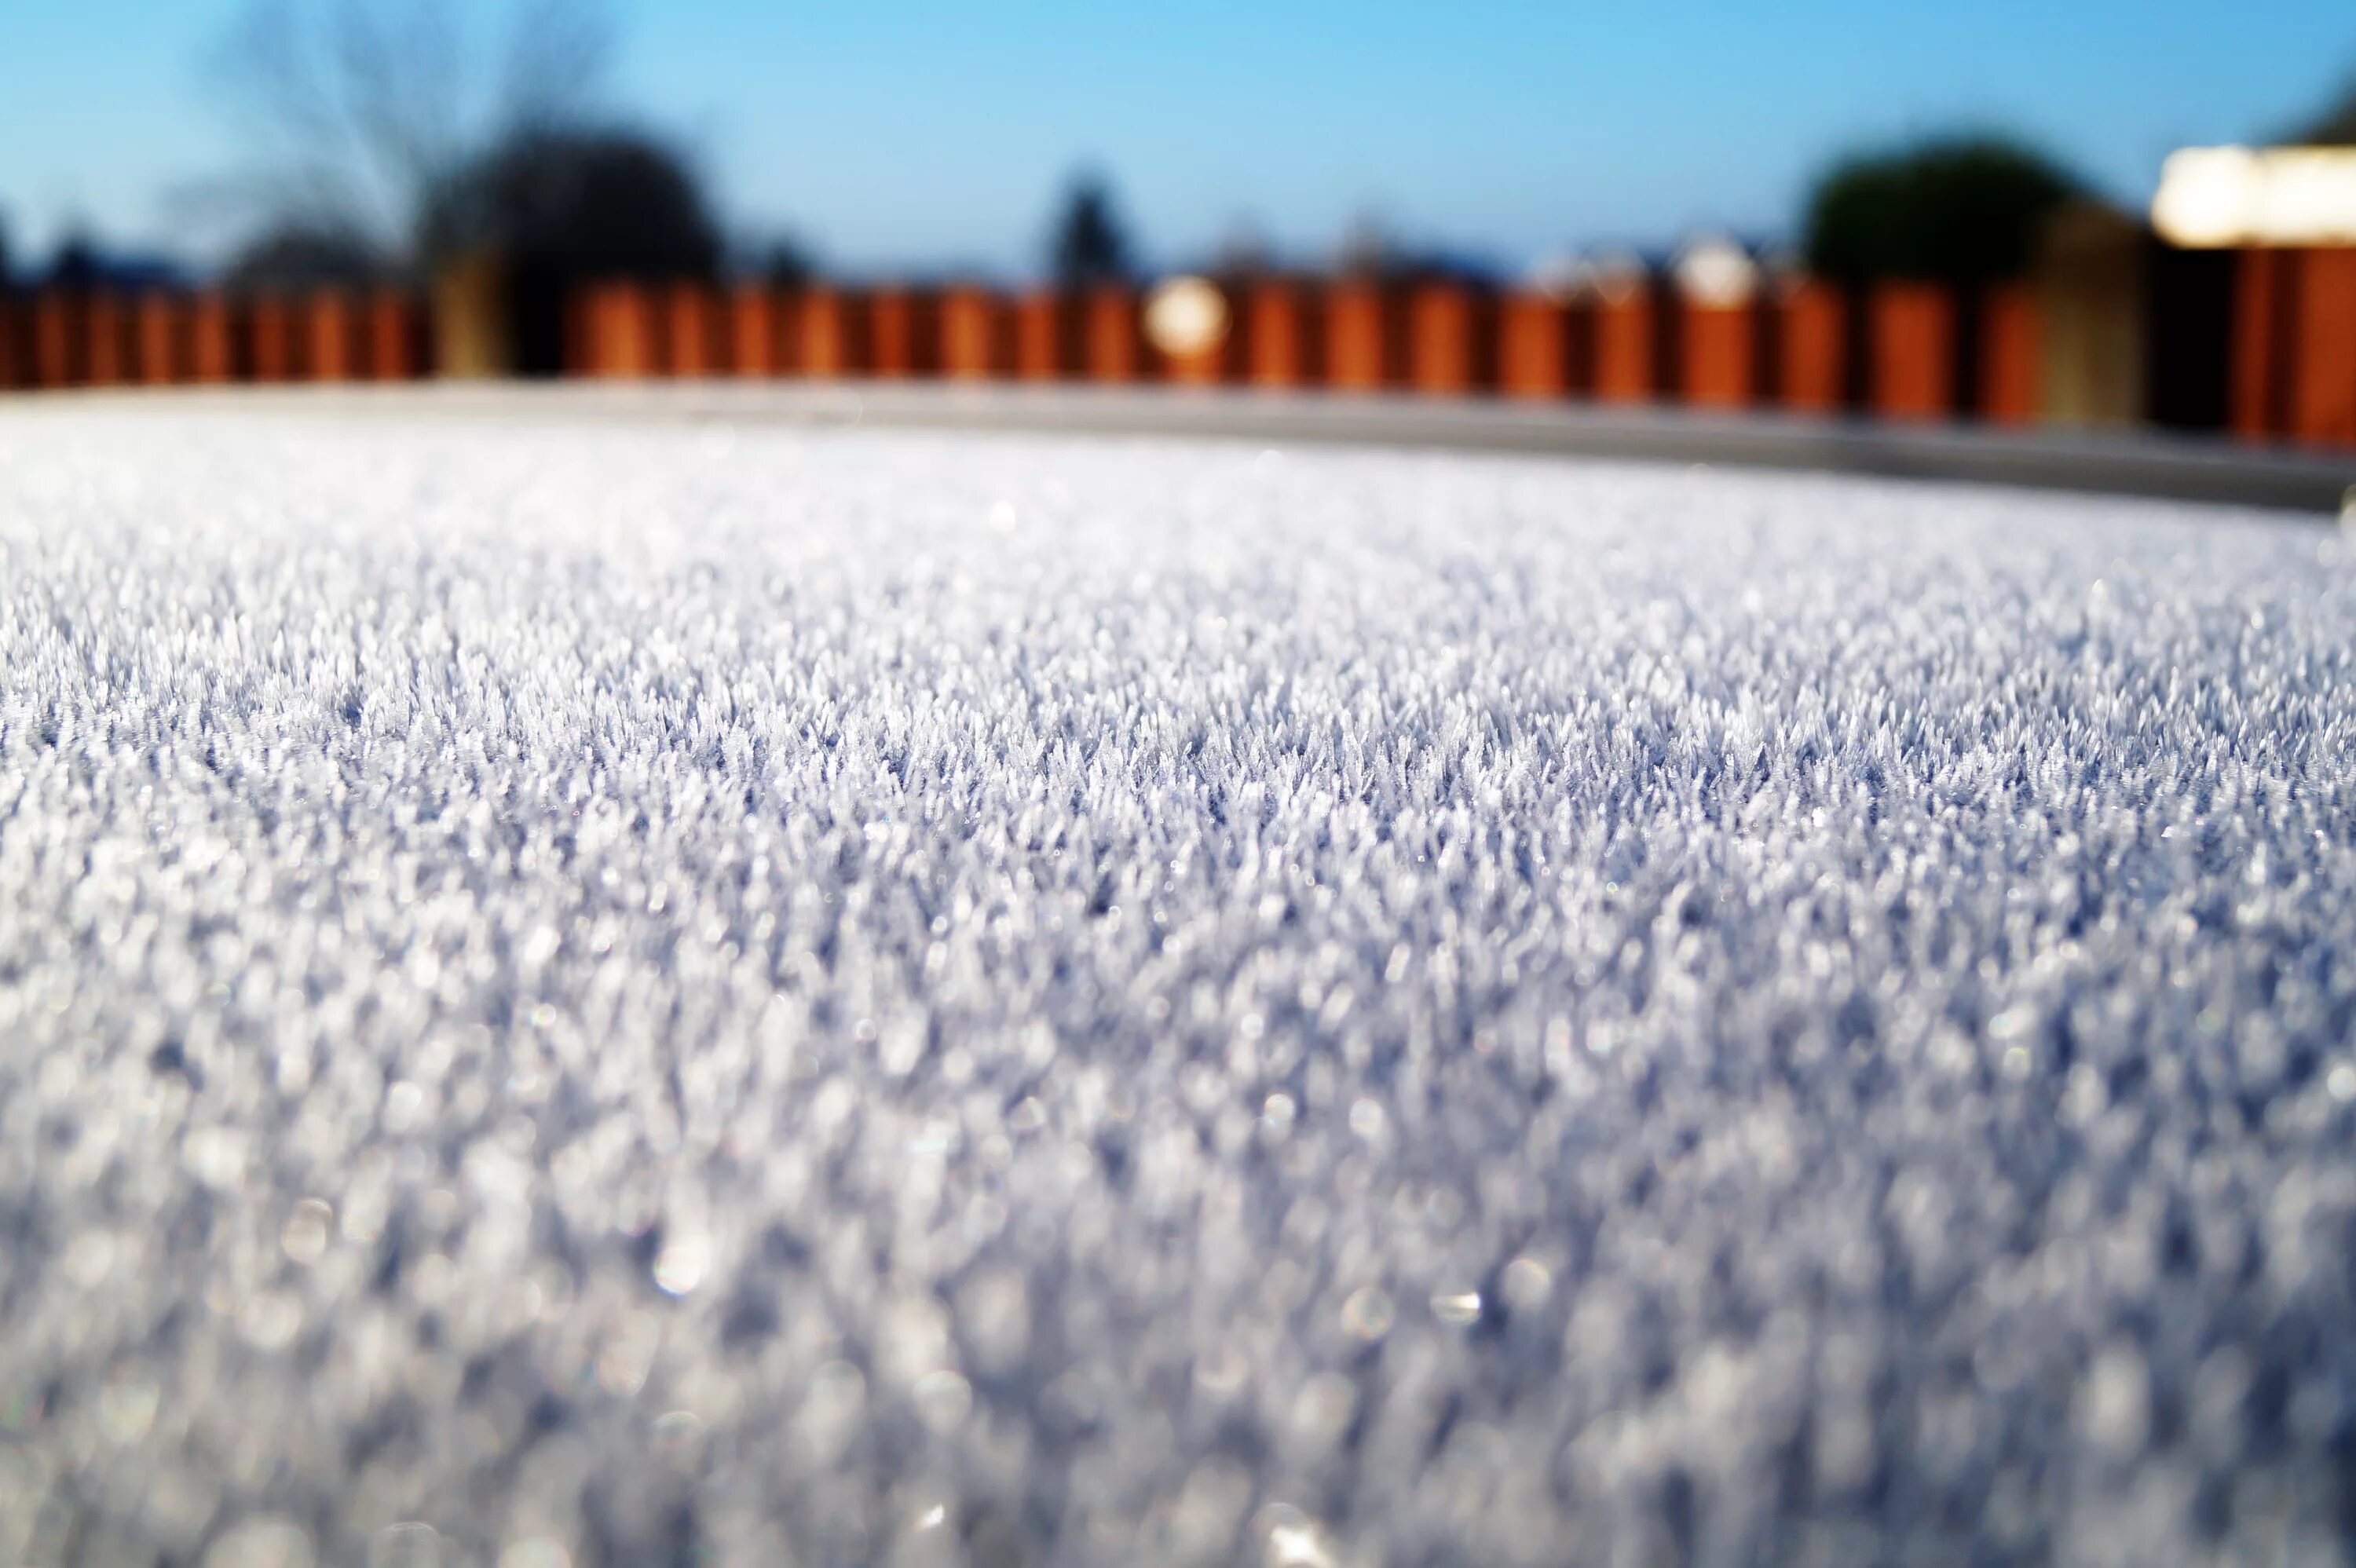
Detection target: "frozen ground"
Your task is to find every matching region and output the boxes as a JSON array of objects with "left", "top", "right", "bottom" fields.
[{"left": 1, "top": 404, "right": 2354, "bottom": 1567}]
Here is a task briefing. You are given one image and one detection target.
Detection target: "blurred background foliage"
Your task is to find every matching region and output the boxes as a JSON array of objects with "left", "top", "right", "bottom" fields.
[{"left": 1802, "top": 137, "right": 2083, "bottom": 287}]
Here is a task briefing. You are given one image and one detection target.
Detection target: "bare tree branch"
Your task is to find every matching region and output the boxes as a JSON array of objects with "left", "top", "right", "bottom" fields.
[
  {"left": 496, "top": 0, "right": 613, "bottom": 137},
  {"left": 207, "top": 0, "right": 613, "bottom": 271}
]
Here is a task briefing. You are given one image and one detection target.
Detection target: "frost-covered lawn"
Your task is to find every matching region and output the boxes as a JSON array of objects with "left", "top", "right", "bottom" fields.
[{"left": 2, "top": 406, "right": 2354, "bottom": 1567}]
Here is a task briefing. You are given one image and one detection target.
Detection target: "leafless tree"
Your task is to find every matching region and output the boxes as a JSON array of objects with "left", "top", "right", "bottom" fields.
[{"left": 206, "top": 0, "right": 613, "bottom": 274}]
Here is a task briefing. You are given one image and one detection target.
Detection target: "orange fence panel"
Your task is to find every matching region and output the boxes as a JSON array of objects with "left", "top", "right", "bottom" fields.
[
  {"left": 1325, "top": 281, "right": 1402, "bottom": 392},
  {"left": 1247, "top": 281, "right": 1317, "bottom": 388},
  {"left": 773, "top": 287, "right": 810, "bottom": 371},
  {"left": 2288, "top": 248, "right": 2356, "bottom": 448},
  {"left": 729, "top": 287, "right": 776, "bottom": 377},
  {"left": 939, "top": 287, "right": 984, "bottom": 378},
  {"left": 1980, "top": 286, "right": 2040, "bottom": 426},
  {"left": 1592, "top": 286, "right": 1655, "bottom": 404},
  {"left": 664, "top": 284, "right": 719, "bottom": 377},
  {"left": 1497, "top": 293, "right": 1579, "bottom": 400},
  {"left": 867, "top": 288, "right": 902, "bottom": 375},
  {"left": 1680, "top": 300, "right": 1756, "bottom": 409},
  {"left": 136, "top": 294, "right": 180, "bottom": 385},
  {"left": 1870, "top": 283, "right": 1953, "bottom": 422},
  {"left": 251, "top": 296, "right": 298, "bottom": 382},
  {"left": 1407, "top": 283, "right": 1491, "bottom": 396},
  {"left": 368, "top": 292, "right": 419, "bottom": 380},
  {"left": 1777, "top": 282, "right": 1845, "bottom": 412},
  {"left": 801, "top": 287, "right": 848, "bottom": 376},
  {"left": 942, "top": 287, "right": 1008, "bottom": 380},
  {"left": 17, "top": 263, "right": 2326, "bottom": 444},
  {"left": 1085, "top": 287, "right": 1140, "bottom": 382},
  {"left": 2230, "top": 249, "right": 2284, "bottom": 441},
  {"left": 1013, "top": 291, "right": 1074, "bottom": 379},
  {"left": 191, "top": 294, "right": 234, "bottom": 383},
  {"left": 799, "top": 287, "right": 865, "bottom": 376},
  {"left": 305, "top": 291, "right": 353, "bottom": 381},
  {"left": 868, "top": 287, "right": 909, "bottom": 377},
  {"left": 84, "top": 295, "right": 124, "bottom": 386},
  {"left": 869, "top": 287, "right": 941, "bottom": 378},
  {"left": 35, "top": 294, "right": 78, "bottom": 387},
  {"left": 584, "top": 285, "right": 656, "bottom": 378}
]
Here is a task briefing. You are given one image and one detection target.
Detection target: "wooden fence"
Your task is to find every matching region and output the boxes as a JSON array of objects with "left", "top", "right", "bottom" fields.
[
  {"left": 3, "top": 253, "right": 2353, "bottom": 450},
  {"left": 0, "top": 289, "right": 429, "bottom": 389},
  {"left": 562, "top": 261, "right": 2356, "bottom": 444},
  {"left": 562, "top": 275, "right": 2069, "bottom": 429},
  {"left": 2233, "top": 248, "right": 2356, "bottom": 447}
]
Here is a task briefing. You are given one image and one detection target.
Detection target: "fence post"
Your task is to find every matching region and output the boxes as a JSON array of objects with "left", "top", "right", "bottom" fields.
[
  {"left": 191, "top": 294, "right": 234, "bottom": 383},
  {"left": 800, "top": 287, "right": 845, "bottom": 376},
  {"left": 796, "top": 286, "right": 872, "bottom": 374},
  {"left": 728, "top": 286, "right": 775, "bottom": 378},
  {"left": 1407, "top": 281, "right": 1492, "bottom": 396},
  {"left": 1325, "top": 279, "right": 1403, "bottom": 392},
  {"left": 584, "top": 284, "right": 653, "bottom": 378},
  {"left": 1085, "top": 286, "right": 1140, "bottom": 382},
  {"left": 35, "top": 293, "right": 79, "bottom": 387},
  {"left": 2230, "top": 249, "right": 2285, "bottom": 441},
  {"left": 868, "top": 287, "right": 942, "bottom": 378},
  {"left": 1247, "top": 280, "right": 1314, "bottom": 388},
  {"left": 84, "top": 295, "right": 124, "bottom": 386},
  {"left": 305, "top": 291, "right": 353, "bottom": 381},
  {"left": 251, "top": 295, "right": 298, "bottom": 382},
  {"left": 1775, "top": 280, "right": 1846, "bottom": 412},
  {"left": 1013, "top": 291, "right": 1071, "bottom": 379},
  {"left": 661, "top": 283, "right": 716, "bottom": 377},
  {"left": 1678, "top": 298, "right": 1754, "bottom": 409},
  {"left": 1869, "top": 283, "right": 1953, "bottom": 421},
  {"left": 2288, "top": 248, "right": 2356, "bottom": 448},
  {"left": 1678, "top": 303, "right": 1749, "bottom": 408},
  {"left": 942, "top": 287, "right": 1006, "bottom": 380},
  {"left": 135, "top": 294, "right": 178, "bottom": 385},
  {"left": 1671, "top": 242, "right": 1763, "bottom": 409},
  {"left": 1979, "top": 285, "right": 2041, "bottom": 426},
  {"left": 1497, "top": 292, "right": 1579, "bottom": 400},
  {"left": 367, "top": 291, "right": 418, "bottom": 380},
  {"left": 767, "top": 289, "right": 804, "bottom": 375},
  {"left": 1590, "top": 274, "right": 1655, "bottom": 404},
  {"left": 869, "top": 287, "right": 910, "bottom": 377}
]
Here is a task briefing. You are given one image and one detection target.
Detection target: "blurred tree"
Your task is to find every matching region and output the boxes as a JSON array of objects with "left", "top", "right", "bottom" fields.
[
  {"left": 421, "top": 129, "right": 723, "bottom": 281},
  {"left": 753, "top": 233, "right": 818, "bottom": 287},
  {"left": 208, "top": 0, "right": 616, "bottom": 272},
  {"left": 1048, "top": 173, "right": 1133, "bottom": 288},
  {"left": 0, "top": 214, "right": 12, "bottom": 291},
  {"left": 2291, "top": 74, "right": 2356, "bottom": 144},
  {"left": 419, "top": 127, "right": 721, "bottom": 375},
  {"left": 46, "top": 233, "right": 103, "bottom": 289},
  {"left": 225, "top": 225, "right": 384, "bottom": 289},
  {"left": 1802, "top": 136, "right": 2082, "bottom": 287},
  {"left": 20, "top": 228, "right": 191, "bottom": 291}
]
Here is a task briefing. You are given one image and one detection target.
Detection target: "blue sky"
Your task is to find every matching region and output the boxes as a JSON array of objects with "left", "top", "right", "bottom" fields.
[{"left": 2, "top": 0, "right": 2351, "bottom": 277}]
